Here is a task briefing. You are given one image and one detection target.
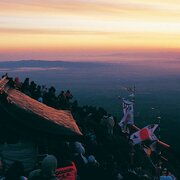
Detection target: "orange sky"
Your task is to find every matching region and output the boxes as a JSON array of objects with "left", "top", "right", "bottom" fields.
[{"left": 0, "top": 0, "right": 180, "bottom": 61}]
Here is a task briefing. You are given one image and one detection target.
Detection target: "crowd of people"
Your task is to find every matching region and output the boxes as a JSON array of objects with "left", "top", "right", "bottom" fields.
[
  {"left": 13, "top": 76, "right": 73, "bottom": 110},
  {"left": 0, "top": 75, "right": 177, "bottom": 180}
]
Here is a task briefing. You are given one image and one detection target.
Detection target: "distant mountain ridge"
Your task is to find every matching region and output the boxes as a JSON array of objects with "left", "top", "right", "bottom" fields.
[{"left": 0, "top": 60, "right": 107, "bottom": 69}]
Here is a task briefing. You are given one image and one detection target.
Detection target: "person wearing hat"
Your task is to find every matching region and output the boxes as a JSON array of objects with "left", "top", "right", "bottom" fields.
[
  {"left": 160, "top": 168, "right": 173, "bottom": 180},
  {"left": 86, "top": 155, "right": 101, "bottom": 180},
  {"left": 28, "top": 155, "right": 57, "bottom": 180}
]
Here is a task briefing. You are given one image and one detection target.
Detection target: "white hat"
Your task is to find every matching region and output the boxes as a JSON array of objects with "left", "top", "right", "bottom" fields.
[{"left": 88, "top": 155, "right": 97, "bottom": 163}]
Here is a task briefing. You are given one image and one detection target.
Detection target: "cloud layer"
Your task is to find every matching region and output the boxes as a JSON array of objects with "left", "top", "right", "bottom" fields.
[{"left": 0, "top": 0, "right": 180, "bottom": 61}]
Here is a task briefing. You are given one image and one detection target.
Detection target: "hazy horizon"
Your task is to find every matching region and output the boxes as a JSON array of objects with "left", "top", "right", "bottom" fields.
[{"left": 0, "top": 50, "right": 179, "bottom": 63}]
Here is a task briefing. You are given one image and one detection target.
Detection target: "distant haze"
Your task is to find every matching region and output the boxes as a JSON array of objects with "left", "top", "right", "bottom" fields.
[{"left": 0, "top": 60, "right": 180, "bottom": 148}]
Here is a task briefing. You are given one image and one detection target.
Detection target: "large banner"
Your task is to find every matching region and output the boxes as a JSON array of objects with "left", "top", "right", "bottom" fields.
[{"left": 119, "top": 99, "right": 134, "bottom": 132}]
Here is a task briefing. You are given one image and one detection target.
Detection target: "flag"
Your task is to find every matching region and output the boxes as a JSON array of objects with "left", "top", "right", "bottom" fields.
[
  {"left": 119, "top": 99, "right": 134, "bottom": 133},
  {"left": 125, "top": 86, "right": 135, "bottom": 99},
  {"left": 119, "top": 100, "right": 134, "bottom": 133},
  {"left": 119, "top": 107, "right": 134, "bottom": 133},
  {"left": 143, "top": 141, "right": 157, "bottom": 157},
  {"left": 126, "top": 87, "right": 135, "bottom": 93},
  {"left": 143, "top": 146, "right": 152, "bottom": 157},
  {"left": 129, "top": 93, "right": 135, "bottom": 98},
  {"left": 130, "top": 124, "right": 158, "bottom": 145},
  {"left": 149, "top": 141, "right": 157, "bottom": 152},
  {"left": 122, "top": 99, "right": 134, "bottom": 116}
]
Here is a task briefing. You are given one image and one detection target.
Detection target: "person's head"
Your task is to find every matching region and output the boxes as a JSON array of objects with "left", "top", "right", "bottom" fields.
[
  {"left": 88, "top": 155, "right": 95, "bottom": 162},
  {"left": 41, "top": 155, "right": 57, "bottom": 178},
  {"left": 88, "top": 155, "right": 98, "bottom": 166},
  {"left": 74, "top": 142, "right": 85, "bottom": 155},
  {"left": 24, "top": 78, "right": 29, "bottom": 83},
  {"left": 162, "top": 168, "right": 168, "bottom": 176},
  {"left": 49, "top": 86, "right": 56, "bottom": 93},
  {"left": 37, "top": 85, "right": 41, "bottom": 90}
]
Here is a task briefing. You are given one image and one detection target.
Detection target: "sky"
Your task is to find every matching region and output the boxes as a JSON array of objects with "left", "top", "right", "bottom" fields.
[{"left": 0, "top": 0, "right": 180, "bottom": 62}]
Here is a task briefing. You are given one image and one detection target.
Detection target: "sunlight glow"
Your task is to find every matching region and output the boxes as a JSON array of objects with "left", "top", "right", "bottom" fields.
[{"left": 0, "top": 0, "right": 180, "bottom": 61}]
